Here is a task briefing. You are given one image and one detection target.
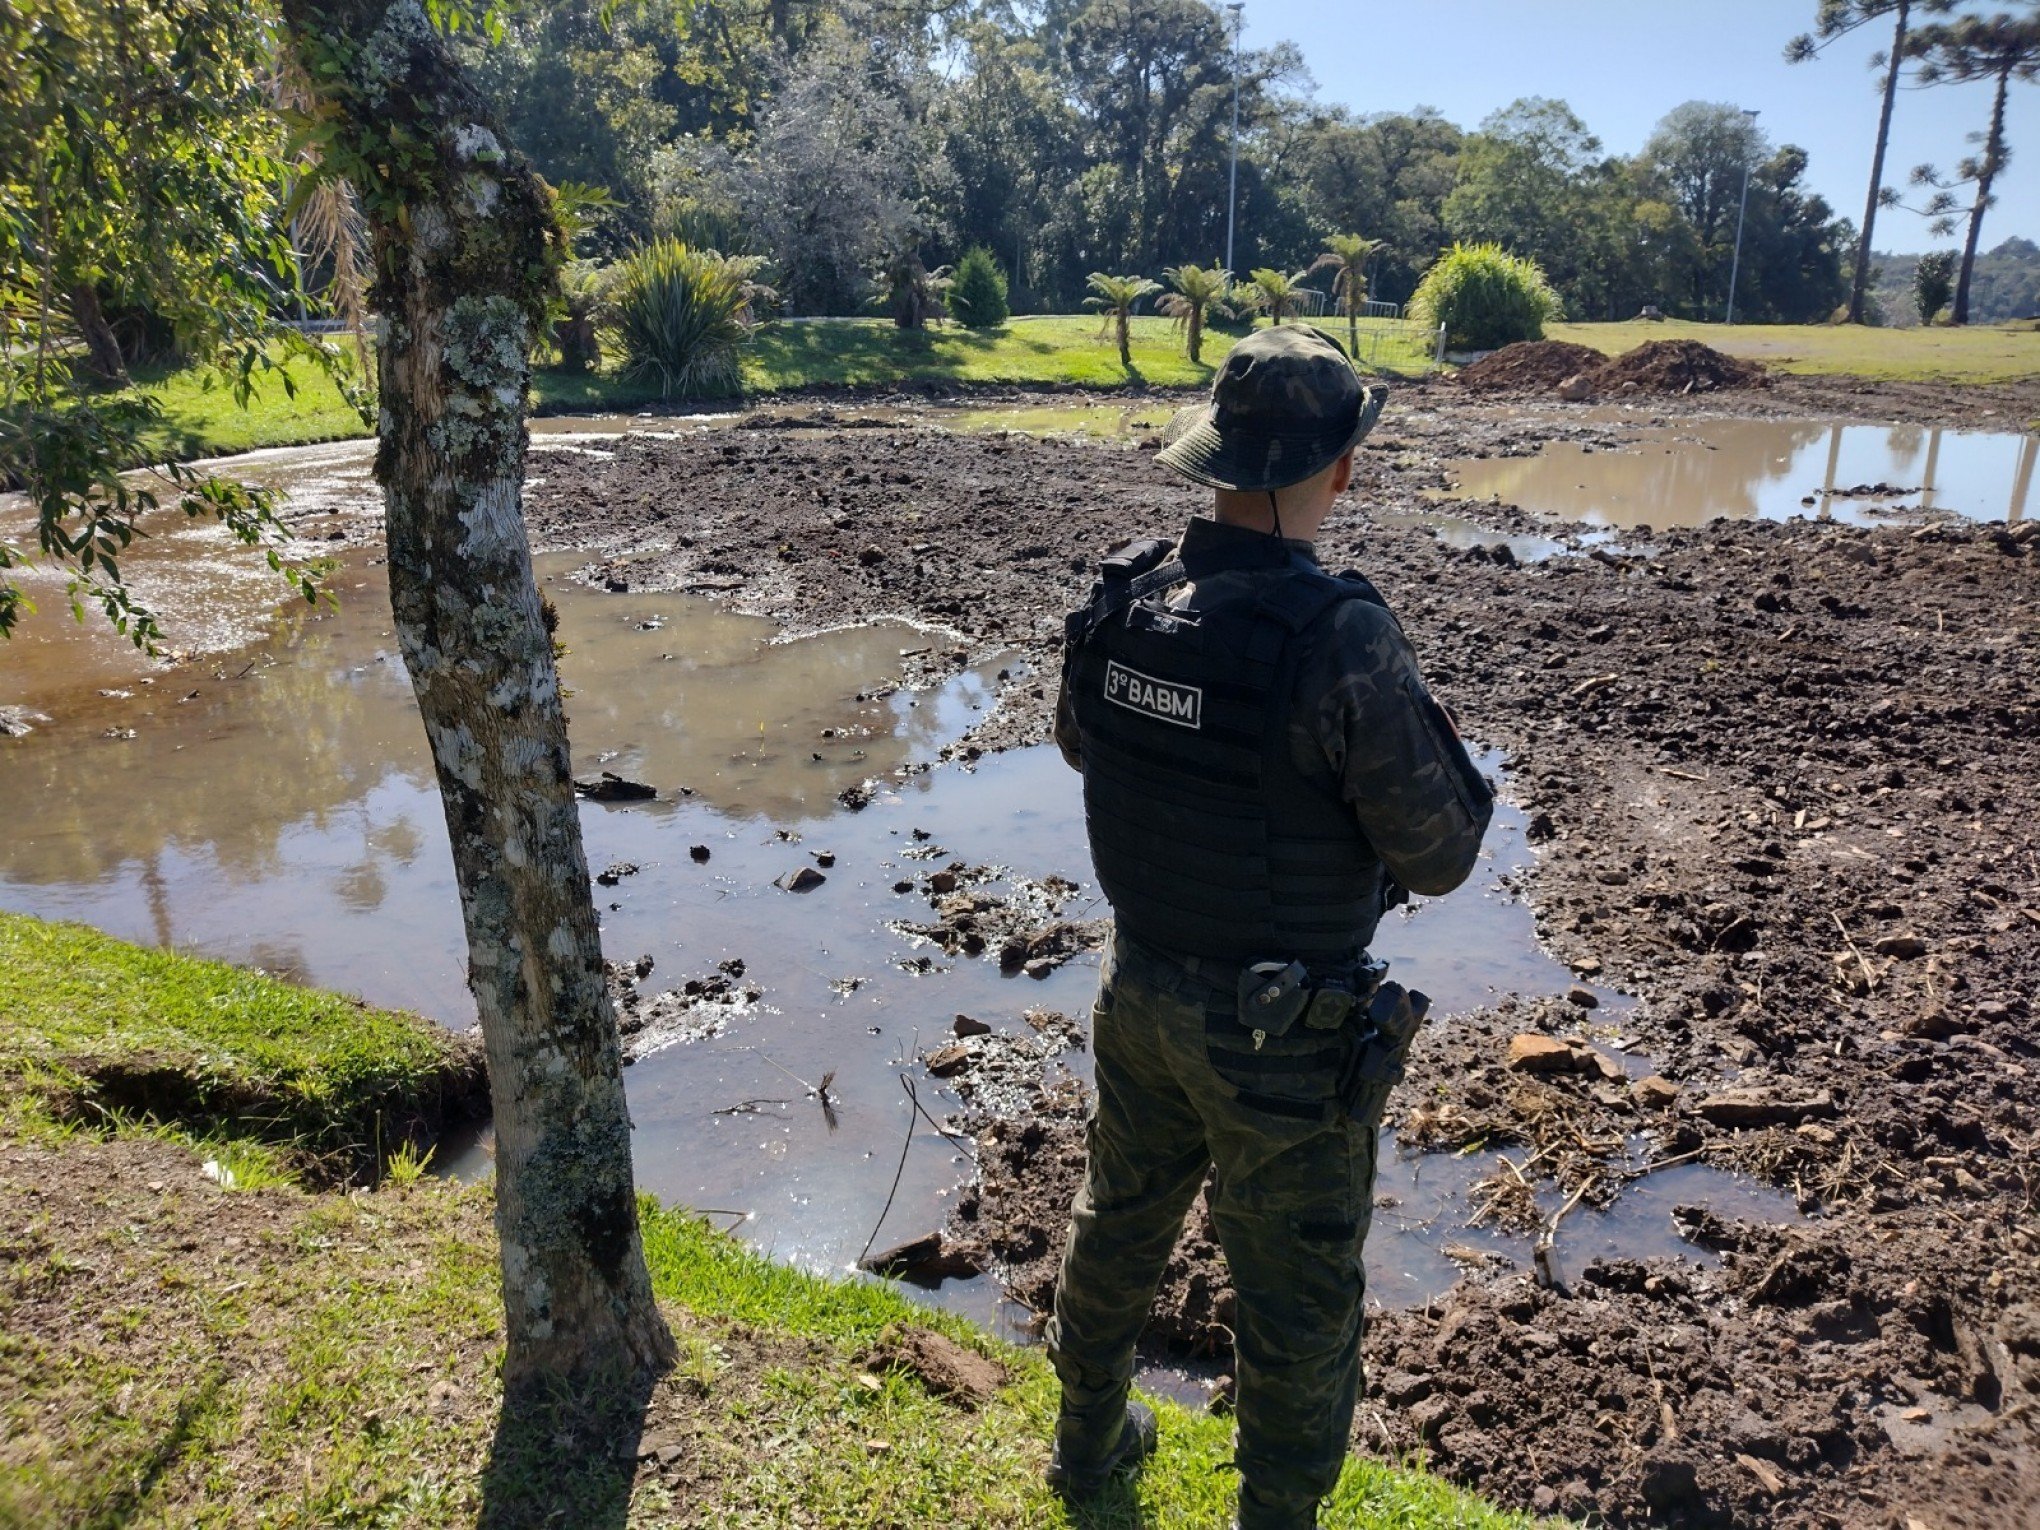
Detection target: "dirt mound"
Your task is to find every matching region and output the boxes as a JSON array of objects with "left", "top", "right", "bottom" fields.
[
  {"left": 1457, "top": 340, "right": 1609, "bottom": 393},
  {"left": 1590, "top": 338, "right": 1767, "bottom": 394}
]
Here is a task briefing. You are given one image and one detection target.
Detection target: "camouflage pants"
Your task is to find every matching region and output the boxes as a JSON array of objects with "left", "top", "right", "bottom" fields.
[{"left": 1046, "top": 932, "right": 1389, "bottom": 1530}]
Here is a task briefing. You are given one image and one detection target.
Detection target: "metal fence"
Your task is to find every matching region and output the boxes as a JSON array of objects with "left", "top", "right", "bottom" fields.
[{"left": 1304, "top": 312, "right": 1446, "bottom": 375}]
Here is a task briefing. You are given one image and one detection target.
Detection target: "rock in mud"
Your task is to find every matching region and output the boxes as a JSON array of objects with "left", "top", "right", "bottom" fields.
[
  {"left": 1696, "top": 1088, "right": 1836, "bottom": 1128},
  {"left": 952, "top": 1014, "right": 991, "bottom": 1038},
  {"left": 864, "top": 1324, "right": 1004, "bottom": 1406},
  {"left": 1633, "top": 1075, "right": 1680, "bottom": 1109},
  {"left": 0, "top": 706, "right": 51, "bottom": 737},
  {"left": 689, "top": 844, "right": 711, "bottom": 862},
  {"left": 858, "top": 1232, "right": 982, "bottom": 1285},
  {"left": 775, "top": 866, "right": 826, "bottom": 892},
  {"left": 925, "top": 1042, "right": 973, "bottom": 1078},
  {"left": 1506, "top": 1034, "right": 1576, "bottom": 1073},
  {"left": 574, "top": 771, "right": 656, "bottom": 801},
  {"left": 595, "top": 861, "right": 639, "bottom": 886}
]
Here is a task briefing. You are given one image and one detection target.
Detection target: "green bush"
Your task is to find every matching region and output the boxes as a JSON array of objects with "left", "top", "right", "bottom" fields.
[
  {"left": 606, "top": 238, "right": 768, "bottom": 398},
  {"left": 1912, "top": 251, "right": 1955, "bottom": 326},
  {"left": 1409, "top": 242, "right": 1563, "bottom": 351},
  {"left": 950, "top": 246, "right": 1010, "bottom": 329}
]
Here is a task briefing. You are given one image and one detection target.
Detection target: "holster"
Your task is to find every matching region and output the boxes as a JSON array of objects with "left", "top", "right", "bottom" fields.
[{"left": 1337, "top": 980, "right": 1431, "bottom": 1113}]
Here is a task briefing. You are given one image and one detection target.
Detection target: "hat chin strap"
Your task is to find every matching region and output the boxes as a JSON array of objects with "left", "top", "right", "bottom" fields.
[{"left": 1268, "top": 489, "right": 1284, "bottom": 541}]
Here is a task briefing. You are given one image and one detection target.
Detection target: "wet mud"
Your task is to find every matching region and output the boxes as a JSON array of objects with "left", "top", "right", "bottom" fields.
[
  {"left": 5, "top": 374, "right": 2038, "bottom": 1526},
  {"left": 512, "top": 379, "right": 2040, "bottom": 1528}
]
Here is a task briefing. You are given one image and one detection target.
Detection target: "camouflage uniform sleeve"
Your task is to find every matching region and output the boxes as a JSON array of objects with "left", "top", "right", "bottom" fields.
[{"left": 1297, "top": 598, "right": 1493, "bottom": 897}]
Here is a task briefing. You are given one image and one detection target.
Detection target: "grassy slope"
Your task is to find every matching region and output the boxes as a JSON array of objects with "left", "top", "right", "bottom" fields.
[
  {"left": 1548, "top": 317, "right": 2040, "bottom": 384},
  {"left": 0, "top": 911, "right": 479, "bottom": 1176},
  {"left": 137, "top": 316, "right": 1433, "bottom": 461},
  {"left": 0, "top": 915, "right": 1544, "bottom": 1528}
]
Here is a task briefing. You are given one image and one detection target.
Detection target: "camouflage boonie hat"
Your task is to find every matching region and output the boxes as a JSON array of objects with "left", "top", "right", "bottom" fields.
[{"left": 1156, "top": 326, "right": 1386, "bottom": 492}]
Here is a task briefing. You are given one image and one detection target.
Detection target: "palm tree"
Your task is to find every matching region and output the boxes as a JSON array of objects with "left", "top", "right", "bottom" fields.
[
  {"left": 1309, "top": 233, "right": 1377, "bottom": 355},
  {"left": 1245, "top": 267, "right": 1307, "bottom": 325},
  {"left": 1085, "top": 272, "right": 1160, "bottom": 368},
  {"left": 1158, "top": 262, "right": 1231, "bottom": 365},
  {"left": 1904, "top": 11, "right": 2040, "bottom": 324}
]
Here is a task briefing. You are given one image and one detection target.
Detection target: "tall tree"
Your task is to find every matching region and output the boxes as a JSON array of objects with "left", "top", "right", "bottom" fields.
[
  {"left": 1787, "top": 2, "right": 1952, "bottom": 325},
  {"left": 1443, "top": 97, "right": 1605, "bottom": 306},
  {"left": 1291, "top": 107, "right": 1462, "bottom": 307},
  {"left": 275, "top": 0, "right": 675, "bottom": 1385},
  {"left": 726, "top": 19, "right": 950, "bottom": 314},
  {"left": 1639, "top": 101, "right": 1773, "bottom": 313},
  {"left": 1904, "top": 10, "right": 2040, "bottom": 323}
]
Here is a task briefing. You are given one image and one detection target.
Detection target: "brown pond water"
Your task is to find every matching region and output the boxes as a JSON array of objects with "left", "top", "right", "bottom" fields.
[
  {"left": 0, "top": 432, "right": 1798, "bottom": 1350},
  {"left": 1445, "top": 419, "right": 2037, "bottom": 529}
]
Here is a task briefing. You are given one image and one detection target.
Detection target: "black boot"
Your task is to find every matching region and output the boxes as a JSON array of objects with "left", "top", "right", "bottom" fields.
[{"left": 1046, "top": 1399, "right": 1157, "bottom": 1496}]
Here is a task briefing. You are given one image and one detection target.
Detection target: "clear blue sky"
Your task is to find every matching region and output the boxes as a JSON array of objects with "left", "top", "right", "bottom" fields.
[{"left": 1241, "top": 0, "right": 2038, "bottom": 254}]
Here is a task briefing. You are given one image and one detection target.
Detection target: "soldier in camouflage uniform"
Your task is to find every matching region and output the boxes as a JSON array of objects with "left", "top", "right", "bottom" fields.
[{"left": 1046, "top": 325, "right": 1494, "bottom": 1529}]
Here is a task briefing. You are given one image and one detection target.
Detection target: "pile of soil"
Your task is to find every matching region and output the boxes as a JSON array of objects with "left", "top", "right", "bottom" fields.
[
  {"left": 1592, "top": 338, "right": 1769, "bottom": 394},
  {"left": 1457, "top": 340, "right": 1609, "bottom": 393},
  {"left": 519, "top": 380, "right": 2040, "bottom": 1529}
]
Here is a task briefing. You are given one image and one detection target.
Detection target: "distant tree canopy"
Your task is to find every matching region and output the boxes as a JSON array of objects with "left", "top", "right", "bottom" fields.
[
  {"left": 454, "top": 3, "right": 1863, "bottom": 324},
  {"left": 15, "top": 0, "right": 1931, "bottom": 342}
]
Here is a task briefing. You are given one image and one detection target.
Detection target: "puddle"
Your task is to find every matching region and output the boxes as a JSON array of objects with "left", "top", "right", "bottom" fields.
[
  {"left": 941, "top": 402, "right": 1176, "bottom": 440},
  {"left": 1370, "top": 507, "right": 1580, "bottom": 565},
  {"left": 1367, "top": 1139, "right": 1800, "bottom": 1308},
  {"left": 2, "top": 433, "right": 1800, "bottom": 1348},
  {"left": 1444, "top": 419, "right": 2037, "bottom": 529}
]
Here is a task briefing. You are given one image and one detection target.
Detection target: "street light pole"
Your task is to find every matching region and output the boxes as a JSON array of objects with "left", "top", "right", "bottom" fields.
[
  {"left": 1725, "top": 107, "right": 1760, "bottom": 325},
  {"left": 1225, "top": 2, "right": 1244, "bottom": 275}
]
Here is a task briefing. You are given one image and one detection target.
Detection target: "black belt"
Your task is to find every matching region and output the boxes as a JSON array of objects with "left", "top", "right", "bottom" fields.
[{"left": 1130, "top": 938, "right": 1385, "bottom": 1040}]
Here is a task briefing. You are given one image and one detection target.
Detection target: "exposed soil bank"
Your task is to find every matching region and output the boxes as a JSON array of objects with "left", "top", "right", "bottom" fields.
[
  {"left": 0, "top": 912, "right": 486, "bottom": 1186},
  {"left": 516, "top": 374, "right": 2040, "bottom": 1529}
]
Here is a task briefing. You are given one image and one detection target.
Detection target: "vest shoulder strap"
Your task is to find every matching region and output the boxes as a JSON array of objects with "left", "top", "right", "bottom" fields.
[{"left": 1065, "top": 544, "right": 1188, "bottom": 645}]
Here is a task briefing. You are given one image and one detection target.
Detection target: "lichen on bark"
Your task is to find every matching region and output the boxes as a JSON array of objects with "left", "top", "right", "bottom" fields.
[{"left": 277, "top": 0, "right": 675, "bottom": 1385}]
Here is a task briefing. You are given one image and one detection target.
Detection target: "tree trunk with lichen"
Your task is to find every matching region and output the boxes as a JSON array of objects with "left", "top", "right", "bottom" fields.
[{"left": 275, "top": 0, "right": 674, "bottom": 1386}]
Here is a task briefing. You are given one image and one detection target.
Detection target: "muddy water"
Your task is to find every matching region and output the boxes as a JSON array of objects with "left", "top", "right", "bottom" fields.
[
  {"left": 1446, "top": 419, "right": 2037, "bottom": 529},
  {"left": 1, "top": 433, "right": 1798, "bottom": 1340}
]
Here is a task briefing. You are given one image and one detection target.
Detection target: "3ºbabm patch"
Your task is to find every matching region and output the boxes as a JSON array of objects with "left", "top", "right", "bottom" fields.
[{"left": 1103, "top": 659, "right": 1202, "bottom": 729}]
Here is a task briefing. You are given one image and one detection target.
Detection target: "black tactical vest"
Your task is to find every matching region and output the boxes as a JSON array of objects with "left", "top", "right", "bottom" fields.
[{"left": 1063, "top": 536, "right": 1391, "bottom": 968}]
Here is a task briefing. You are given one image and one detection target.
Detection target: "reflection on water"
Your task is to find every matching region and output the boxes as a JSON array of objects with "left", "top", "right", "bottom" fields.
[{"left": 1446, "top": 420, "right": 2037, "bottom": 529}]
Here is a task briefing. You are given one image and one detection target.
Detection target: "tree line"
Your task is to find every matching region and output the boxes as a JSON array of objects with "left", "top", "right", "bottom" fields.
[{"left": 469, "top": 0, "right": 1867, "bottom": 325}]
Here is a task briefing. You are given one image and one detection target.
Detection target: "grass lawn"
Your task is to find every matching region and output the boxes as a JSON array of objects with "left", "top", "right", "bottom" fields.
[
  {"left": 142, "top": 354, "right": 373, "bottom": 462},
  {"left": 0, "top": 914, "right": 1549, "bottom": 1528},
  {"left": 120, "top": 315, "right": 2040, "bottom": 465},
  {"left": 132, "top": 315, "right": 1434, "bottom": 463},
  {"left": 1548, "top": 317, "right": 2040, "bottom": 385}
]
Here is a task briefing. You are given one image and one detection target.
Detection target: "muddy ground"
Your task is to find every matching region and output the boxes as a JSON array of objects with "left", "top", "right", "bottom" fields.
[{"left": 515, "top": 371, "right": 2040, "bottom": 1529}]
